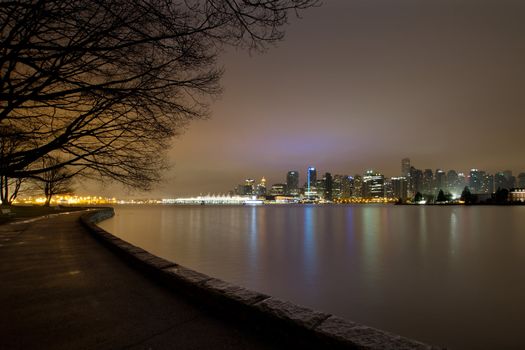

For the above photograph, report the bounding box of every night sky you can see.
[94,0,525,197]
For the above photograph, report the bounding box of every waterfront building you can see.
[353,175,363,197]
[509,188,525,202]
[341,176,354,198]
[332,175,345,199]
[286,171,300,196]
[409,167,423,196]
[305,167,317,198]
[401,158,411,177]
[323,172,333,201]
[457,173,467,193]
[391,177,408,201]
[446,170,459,194]
[384,178,394,198]
[494,170,516,190]
[363,170,385,198]
[422,169,433,194]
[483,174,494,194]
[270,183,287,196]
[256,177,267,196]
[518,173,525,188]
[469,169,487,194]
[315,179,326,199]
[434,169,446,193]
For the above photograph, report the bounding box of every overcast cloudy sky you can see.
[87,0,525,197]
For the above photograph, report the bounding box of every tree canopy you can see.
[0,0,319,190]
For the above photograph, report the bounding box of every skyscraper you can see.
[435,169,446,192]
[363,170,385,198]
[391,177,408,201]
[306,167,317,197]
[409,167,423,195]
[401,158,411,177]
[323,172,333,201]
[422,169,434,194]
[469,169,486,194]
[353,175,363,197]
[286,171,299,196]
[256,177,267,196]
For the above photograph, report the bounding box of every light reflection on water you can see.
[99,204,525,350]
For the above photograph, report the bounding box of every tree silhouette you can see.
[460,186,477,204]
[436,189,446,203]
[32,157,75,206]
[0,0,319,189]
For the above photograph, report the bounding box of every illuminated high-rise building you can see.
[518,173,525,188]
[286,171,299,196]
[434,169,446,192]
[270,183,287,196]
[391,177,408,201]
[341,176,354,198]
[497,170,516,189]
[256,177,267,196]
[353,175,363,197]
[409,167,423,195]
[401,158,411,177]
[244,178,255,195]
[332,175,345,199]
[306,166,317,197]
[323,172,333,201]
[363,170,385,198]
[469,169,486,194]
[422,169,433,194]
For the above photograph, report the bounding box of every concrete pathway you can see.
[0,212,284,349]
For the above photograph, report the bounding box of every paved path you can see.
[0,212,283,349]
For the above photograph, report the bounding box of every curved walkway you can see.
[0,211,283,349]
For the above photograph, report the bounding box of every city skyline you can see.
[226,157,525,202]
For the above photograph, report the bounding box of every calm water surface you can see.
[99,204,525,349]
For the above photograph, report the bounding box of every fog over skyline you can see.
[87,0,525,197]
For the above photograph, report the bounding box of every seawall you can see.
[81,208,444,350]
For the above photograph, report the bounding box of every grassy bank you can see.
[0,205,86,225]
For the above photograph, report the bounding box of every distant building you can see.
[256,177,267,196]
[363,170,385,198]
[384,178,394,198]
[518,173,525,188]
[353,175,363,197]
[434,169,446,193]
[422,169,433,194]
[341,175,354,198]
[332,175,346,199]
[234,178,257,196]
[391,177,408,201]
[323,172,333,200]
[409,167,423,195]
[286,171,300,196]
[305,167,317,198]
[509,188,525,202]
[402,158,411,177]
[495,171,516,190]
[270,183,287,196]
[469,169,486,194]
[446,170,460,194]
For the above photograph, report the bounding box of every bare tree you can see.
[32,157,75,206]
[0,0,319,190]
[0,125,28,204]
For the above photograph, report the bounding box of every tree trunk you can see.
[44,182,51,207]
